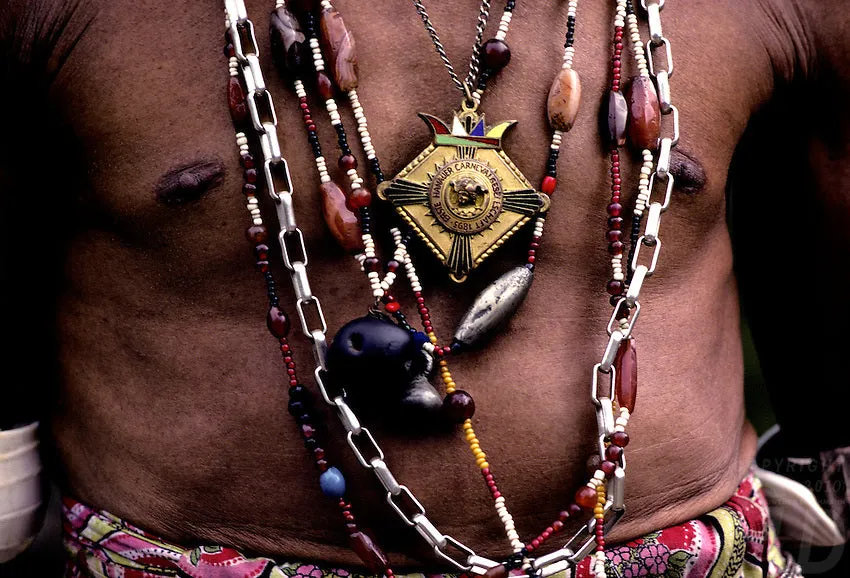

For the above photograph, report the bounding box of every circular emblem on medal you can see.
[428,159,504,234]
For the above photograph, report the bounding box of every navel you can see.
[155,160,225,206]
[669,148,706,195]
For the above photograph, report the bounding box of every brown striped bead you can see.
[270,7,308,79]
[614,337,637,413]
[316,72,336,101]
[547,68,582,132]
[320,181,363,252]
[627,75,661,150]
[227,76,248,127]
[604,90,628,147]
[319,5,358,91]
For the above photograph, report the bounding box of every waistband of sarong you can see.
[61,469,800,578]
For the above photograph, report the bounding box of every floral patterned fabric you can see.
[62,471,802,578]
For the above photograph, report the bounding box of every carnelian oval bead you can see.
[547,68,582,132]
[319,181,363,252]
[319,5,358,91]
[627,75,661,150]
[614,337,637,413]
[604,90,628,147]
[227,76,248,127]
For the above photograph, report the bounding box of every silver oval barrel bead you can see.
[453,266,534,349]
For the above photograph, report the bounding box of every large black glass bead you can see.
[327,316,417,390]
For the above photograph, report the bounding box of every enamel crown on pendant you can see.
[378,105,549,282]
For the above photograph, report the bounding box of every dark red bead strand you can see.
[338,499,392,575]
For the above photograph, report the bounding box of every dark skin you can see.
[2,0,849,571]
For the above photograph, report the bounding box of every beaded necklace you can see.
[222,0,680,576]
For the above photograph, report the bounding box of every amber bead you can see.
[547,68,582,132]
[442,390,476,423]
[227,76,248,127]
[320,181,363,252]
[481,39,511,70]
[482,565,508,578]
[603,90,628,147]
[575,486,598,509]
[267,306,291,338]
[612,431,630,447]
[246,224,268,243]
[317,72,336,101]
[320,5,359,91]
[339,154,357,171]
[270,7,308,79]
[348,531,388,574]
[614,338,637,413]
[627,75,661,150]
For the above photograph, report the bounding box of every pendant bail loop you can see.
[462,82,477,112]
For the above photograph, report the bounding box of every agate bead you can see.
[614,338,637,413]
[227,76,248,127]
[319,181,363,252]
[627,75,661,150]
[320,5,358,91]
[603,90,628,147]
[575,486,598,509]
[547,68,582,132]
[348,531,388,574]
[270,7,309,79]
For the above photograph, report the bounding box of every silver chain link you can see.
[224,0,679,574]
[412,0,492,98]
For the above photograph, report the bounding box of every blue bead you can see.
[319,467,346,498]
[412,331,429,347]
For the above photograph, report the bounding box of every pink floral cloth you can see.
[62,471,801,578]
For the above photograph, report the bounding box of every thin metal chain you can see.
[412,0,492,99]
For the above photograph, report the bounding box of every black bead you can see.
[481,39,511,71]
[289,385,310,400]
[304,437,319,450]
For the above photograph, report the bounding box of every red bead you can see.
[569,504,582,516]
[606,230,622,243]
[363,257,380,272]
[541,176,557,195]
[608,241,624,255]
[627,75,662,151]
[606,280,624,296]
[481,39,511,70]
[347,188,372,209]
[384,301,400,313]
[607,202,622,217]
[339,154,358,171]
[242,183,257,197]
[442,390,476,423]
[601,460,617,476]
[246,224,268,243]
[612,431,630,447]
[267,306,290,338]
[608,216,623,230]
[244,168,257,183]
[254,244,269,260]
[575,486,598,509]
[553,520,564,532]
[240,154,255,169]
[605,445,623,461]
[483,564,508,578]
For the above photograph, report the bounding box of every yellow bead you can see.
[466,434,476,442]
[429,334,438,344]
[480,461,490,469]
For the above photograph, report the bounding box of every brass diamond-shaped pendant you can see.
[378,104,550,283]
